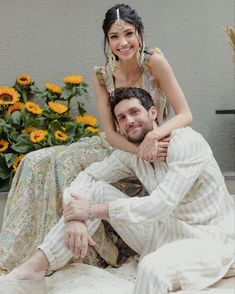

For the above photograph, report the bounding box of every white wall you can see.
[0,0,234,171]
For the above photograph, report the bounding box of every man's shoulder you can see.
[171,127,204,143]
[167,127,212,162]
[111,149,134,162]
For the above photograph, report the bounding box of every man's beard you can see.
[126,128,149,144]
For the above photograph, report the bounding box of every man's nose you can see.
[127,115,135,124]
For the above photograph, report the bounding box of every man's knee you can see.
[138,251,171,278]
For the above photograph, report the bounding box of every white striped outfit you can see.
[39,127,234,293]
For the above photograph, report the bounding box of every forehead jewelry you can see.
[114,8,125,30]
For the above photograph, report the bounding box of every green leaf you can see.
[49,120,62,132]
[30,83,42,94]
[11,111,21,125]
[61,87,73,100]
[11,140,33,153]
[0,156,11,179]
[0,177,11,192]
[77,102,86,115]
[4,153,17,168]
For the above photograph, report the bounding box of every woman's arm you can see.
[92,76,138,153]
[138,52,192,162]
[149,52,192,138]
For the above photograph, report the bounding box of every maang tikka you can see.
[114,8,125,30]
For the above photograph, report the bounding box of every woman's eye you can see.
[126,31,134,37]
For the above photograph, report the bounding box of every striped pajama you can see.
[39,182,149,270]
[39,127,234,293]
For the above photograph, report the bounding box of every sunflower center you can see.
[0,94,13,102]
[34,134,40,139]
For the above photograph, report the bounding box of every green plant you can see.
[0,74,99,192]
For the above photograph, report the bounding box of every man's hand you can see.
[64,195,90,222]
[64,221,95,259]
[138,133,169,162]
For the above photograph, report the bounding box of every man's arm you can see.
[75,129,213,224]
[63,149,134,204]
[108,129,212,223]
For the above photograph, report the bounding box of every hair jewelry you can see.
[114,8,125,30]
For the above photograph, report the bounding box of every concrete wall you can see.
[0,0,234,171]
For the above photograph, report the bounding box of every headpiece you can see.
[114,8,125,30]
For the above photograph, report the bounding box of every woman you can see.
[0,3,192,274]
[94,3,192,162]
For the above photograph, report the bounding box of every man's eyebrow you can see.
[116,113,124,119]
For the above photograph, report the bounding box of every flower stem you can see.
[22,91,28,103]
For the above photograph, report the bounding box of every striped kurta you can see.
[61,127,234,293]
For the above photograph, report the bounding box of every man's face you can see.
[114,98,156,144]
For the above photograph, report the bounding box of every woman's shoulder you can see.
[94,65,114,94]
[94,65,106,85]
[143,47,164,70]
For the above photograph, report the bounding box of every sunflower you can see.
[13,154,25,172]
[75,115,97,126]
[64,75,84,85]
[54,130,68,142]
[25,102,43,115]
[86,126,100,135]
[16,74,32,87]
[30,130,48,143]
[7,102,25,115]
[45,82,61,95]
[0,87,19,105]
[48,101,68,114]
[0,139,9,152]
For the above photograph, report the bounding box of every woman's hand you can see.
[138,134,169,162]
[63,195,90,222]
[64,221,95,259]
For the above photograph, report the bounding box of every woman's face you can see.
[107,21,140,62]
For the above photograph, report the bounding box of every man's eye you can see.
[131,110,138,115]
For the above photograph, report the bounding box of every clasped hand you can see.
[138,130,169,162]
[63,195,95,259]
[63,195,90,222]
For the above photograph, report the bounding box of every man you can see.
[2,87,234,294]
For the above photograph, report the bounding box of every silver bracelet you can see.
[87,205,93,220]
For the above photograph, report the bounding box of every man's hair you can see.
[110,87,155,120]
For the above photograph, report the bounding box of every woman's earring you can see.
[137,42,145,67]
[107,47,117,73]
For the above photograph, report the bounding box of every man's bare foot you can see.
[2,250,49,280]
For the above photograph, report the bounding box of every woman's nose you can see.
[120,37,128,46]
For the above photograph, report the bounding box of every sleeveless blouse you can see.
[95,48,168,125]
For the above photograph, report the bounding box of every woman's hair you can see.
[102,4,144,59]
